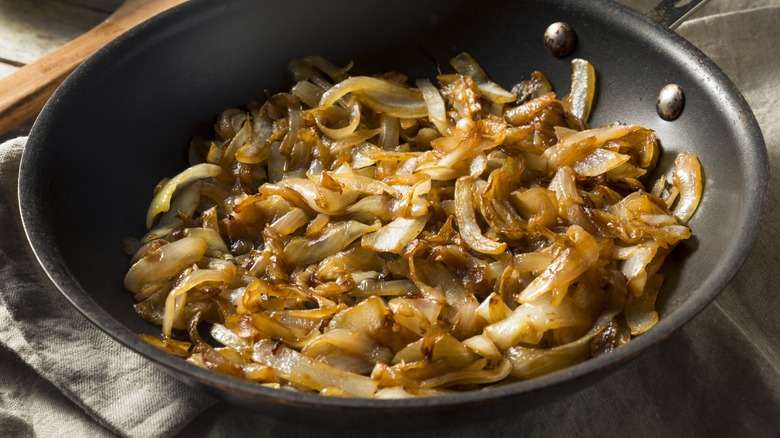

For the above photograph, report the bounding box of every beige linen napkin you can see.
[0,138,215,437]
[2,1,779,437]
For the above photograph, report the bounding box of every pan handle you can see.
[648,0,709,30]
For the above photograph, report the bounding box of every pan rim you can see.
[17,0,768,413]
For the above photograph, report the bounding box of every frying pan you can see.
[17,0,767,427]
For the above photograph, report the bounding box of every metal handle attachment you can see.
[648,0,709,30]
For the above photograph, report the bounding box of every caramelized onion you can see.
[128,52,702,397]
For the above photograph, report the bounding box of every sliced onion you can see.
[252,339,377,397]
[564,59,596,124]
[462,334,503,360]
[162,268,238,337]
[283,220,380,266]
[329,169,400,197]
[268,208,310,235]
[419,359,512,388]
[573,148,631,176]
[454,176,507,255]
[362,215,428,254]
[301,328,393,366]
[182,228,230,257]
[124,236,208,294]
[484,298,584,350]
[146,163,221,229]
[315,98,361,140]
[349,279,418,298]
[416,78,452,135]
[328,296,389,335]
[270,178,358,214]
[505,92,556,126]
[671,152,703,223]
[450,52,516,104]
[625,274,663,335]
[301,55,353,83]
[516,225,599,303]
[438,117,506,169]
[543,124,639,169]
[320,76,427,118]
[506,328,598,379]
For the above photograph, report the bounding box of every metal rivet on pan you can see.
[544,22,576,57]
[657,84,685,121]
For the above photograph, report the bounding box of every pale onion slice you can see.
[348,279,418,298]
[141,181,202,243]
[543,124,639,169]
[250,313,320,348]
[291,80,324,108]
[315,98,361,140]
[329,169,401,197]
[462,334,503,360]
[513,252,554,273]
[146,163,221,229]
[283,220,380,266]
[410,258,470,307]
[301,328,393,366]
[671,152,703,223]
[572,148,631,177]
[319,76,427,118]
[328,128,381,155]
[124,236,208,293]
[328,296,389,334]
[625,274,663,335]
[614,241,660,297]
[268,208,310,236]
[270,178,358,214]
[564,58,596,124]
[425,332,479,368]
[252,339,378,397]
[361,215,428,254]
[388,297,443,336]
[416,78,452,135]
[210,323,247,349]
[375,114,399,149]
[454,176,507,255]
[475,292,513,325]
[484,298,584,350]
[506,328,599,379]
[548,166,584,205]
[301,55,353,83]
[182,228,230,257]
[418,359,512,388]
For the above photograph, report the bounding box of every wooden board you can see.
[0,0,113,67]
[0,0,118,141]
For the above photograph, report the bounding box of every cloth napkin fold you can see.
[2,1,780,437]
[0,138,215,438]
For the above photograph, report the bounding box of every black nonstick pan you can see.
[18,0,768,427]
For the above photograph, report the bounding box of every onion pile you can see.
[124,53,702,397]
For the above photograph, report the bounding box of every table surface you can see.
[0,0,122,141]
